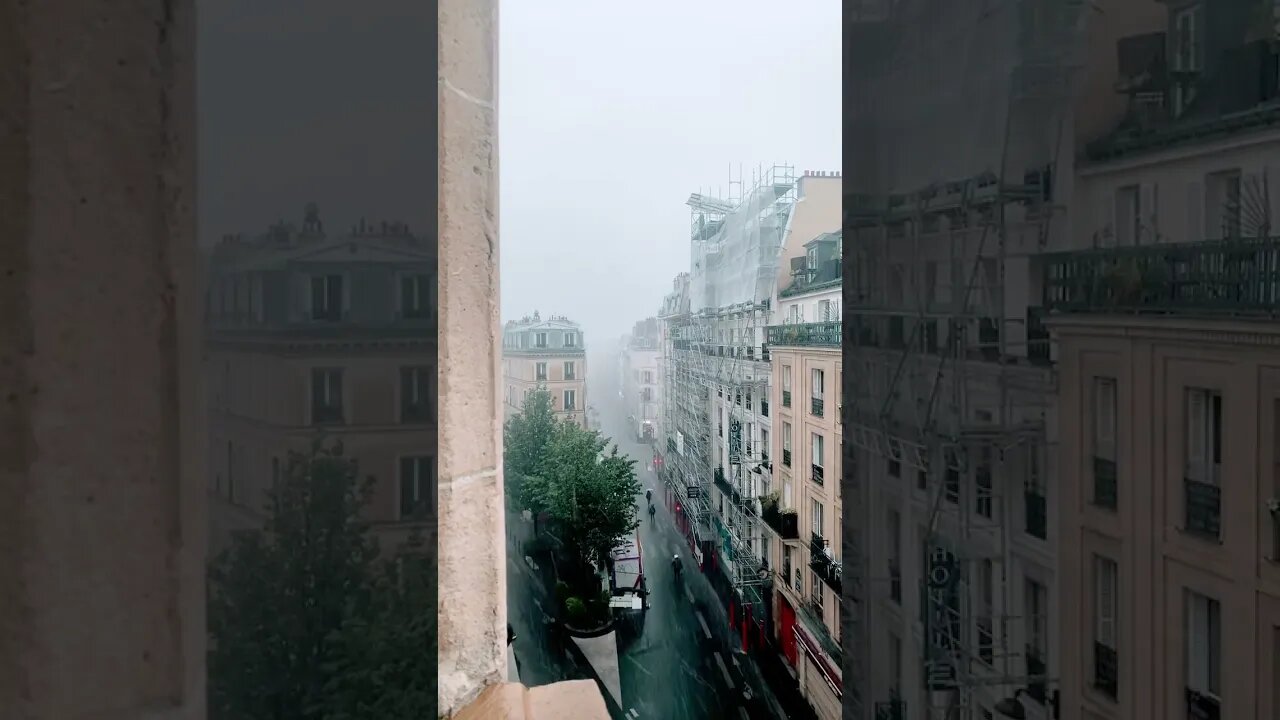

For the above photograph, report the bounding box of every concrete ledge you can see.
[452,681,610,720]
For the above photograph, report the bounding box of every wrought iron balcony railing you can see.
[782,390,792,407]
[809,532,841,594]
[762,505,799,540]
[766,321,842,347]
[1043,238,1280,316]
[812,463,825,485]
[1184,478,1222,540]
[812,397,825,417]
[1026,644,1047,702]
[1093,641,1118,699]
[1093,456,1118,510]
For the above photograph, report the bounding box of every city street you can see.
[505,361,803,720]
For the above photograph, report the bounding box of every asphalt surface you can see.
[505,367,797,719]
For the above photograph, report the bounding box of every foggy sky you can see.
[499,1,842,346]
[198,0,436,243]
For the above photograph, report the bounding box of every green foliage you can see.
[534,424,642,575]
[564,596,586,623]
[503,386,558,512]
[504,388,642,586]
[207,441,436,720]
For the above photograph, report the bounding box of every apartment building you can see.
[1047,4,1280,719]
[840,1,1175,717]
[502,312,587,426]
[205,206,438,556]
[765,229,844,720]
[622,317,661,442]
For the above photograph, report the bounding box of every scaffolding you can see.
[660,164,797,635]
[847,2,1084,719]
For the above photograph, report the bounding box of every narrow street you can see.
[504,363,802,718]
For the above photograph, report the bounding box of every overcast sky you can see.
[499,1,842,346]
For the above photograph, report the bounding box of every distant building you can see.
[205,204,437,556]
[502,313,587,427]
[622,318,661,442]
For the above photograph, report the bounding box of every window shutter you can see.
[1187,180,1205,243]
[1186,390,1207,481]
[1096,557,1116,647]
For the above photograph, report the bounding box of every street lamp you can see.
[994,689,1060,719]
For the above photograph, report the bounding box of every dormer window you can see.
[535,332,548,348]
[565,332,577,348]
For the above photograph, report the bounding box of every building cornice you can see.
[1046,314,1280,348]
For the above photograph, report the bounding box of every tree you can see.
[503,386,559,512]
[534,423,642,582]
[207,440,436,720]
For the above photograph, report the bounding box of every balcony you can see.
[766,321,842,348]
[1184,478,1221,540]
[1186,688,1220,720]
[762,502,799,540]
[809,532,841,594]
[312,404,345,425]
[783,449,792,467]
[782,390,792,407]
[713,466,742,505]
[811,397,825,417]
[1043,238,1280,316]
[1025,489,1047,539]
[1093,641,1118,699]
[812,463,825,486]
[1093,456,1118,510]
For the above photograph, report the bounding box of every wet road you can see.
[505,365,792,719]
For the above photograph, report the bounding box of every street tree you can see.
[207,440,436,720]
[534,422,642,586]
[503,385,558,513]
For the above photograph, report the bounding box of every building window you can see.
[1184,387,1222,540]
[1185,590,1221,717]
[811,432,825,485]
[887,508,902,603]
[1173,5,1201,116]
[1207,169,1242,240]
[400,366,433,423]
[811,368,825,417]
[564,331,576,347]
[1093,555,1119,700]
[536,362,548,381]
[1093,377,1118,510]
[400,273,432,319]
[563,389,577,411]
[783,422,792,467]
[889,631,902,697]
[1025,578,1048,702]
[810,571,823,615]
[975,446,994,519]
[310,274,344,321]
[564,361,576,380]
[271,456,280,491]
[311,368,345,424]
[1025,443,1047,539]
[399,456,434,520]
[1115,185,1140,246]
[535,332,548,348]
[811,498,824,539]
[944,449,960,503]
[976,558,994,665]
[760,428,770,463]
[782,365,792,407]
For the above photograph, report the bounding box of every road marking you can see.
[696,611,712,640]
[533,597,543,612]
[684,585,696,605]
[524,555,539,571]
[629,709,640,718]
[714,652,735,689]
[737,707,750,720]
